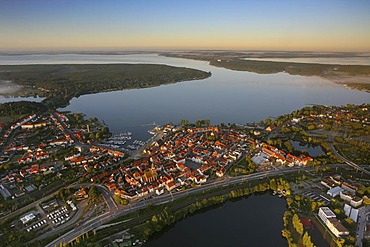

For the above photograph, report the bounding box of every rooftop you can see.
[319,207,336,218]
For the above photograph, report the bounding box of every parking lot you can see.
[47,206,70,226]
[301,191,330,205]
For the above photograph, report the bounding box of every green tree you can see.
[88,186,101,204]
[180,119,190,126]
[303,231,315,247]
[269,178,277,191]
[311,201,318,212]
[292,214,304,236]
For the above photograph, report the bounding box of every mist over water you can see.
[0,54,369,140]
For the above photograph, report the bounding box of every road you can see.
[45,166,314,247]
[51,112,79,144]
[0,183,71,223]
[74,183,119,213]
[330,143,370,176]
[0,182,114,223]
[356,205,370,247]
[26,183,117,245]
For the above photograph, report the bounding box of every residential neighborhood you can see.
[0,103,368,247]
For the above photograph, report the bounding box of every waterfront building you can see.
[318,207,349,238]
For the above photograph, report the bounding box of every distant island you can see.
[0,64,211,107]
[161,51,370,92]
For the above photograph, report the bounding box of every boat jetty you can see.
[99,131,132,149]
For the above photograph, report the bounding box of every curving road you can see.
[330,143,370,176]
[45,166,314,247]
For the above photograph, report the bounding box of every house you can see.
[341,182,359,194]
[330,175,342,186]
[321,178,335,189]
[166,181,176,191]
[153,139,164,147]
[156,187,164,195]
[21,123,34,129]
[195,175,207,184]
[105,183,117,191]
[216,168,224,178]
[75,188,88,200]
[176,162,186,171]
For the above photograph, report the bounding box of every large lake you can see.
[0,54,369,141]
[0,54,357,246]
[146,194,288,247]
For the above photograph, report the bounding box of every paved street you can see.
[45,166,313,247]
[356,205,370,247]
[330,143,370,176]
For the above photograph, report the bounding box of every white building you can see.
[20,213,36,224]
[327,218,350,237]
[318,207,349,238]
[340,191,363,208]
[351,198,363,208]
[327,186,344,197]
[318,207,336,224]
[349,207,359,222]
[344,204,360,222]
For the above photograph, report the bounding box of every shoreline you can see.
[161,53,370,93]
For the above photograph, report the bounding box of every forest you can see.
[210,59,370,77]
[0,101,47,116]
[0,64,211,107]
[162,52,370,92]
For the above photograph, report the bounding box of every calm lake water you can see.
[290,141,324,157]
[0,54,369,141]
[146,194,288,247]
[0,54,353,246]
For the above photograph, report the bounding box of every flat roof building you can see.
[318,207,336,224]
[318,207,349,238]
[327,186,344,197]
[20,213,36,224]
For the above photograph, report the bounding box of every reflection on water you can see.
[291,141,324,157]
[57,55,369,137]
[145,194,287,247]
[0,54,369,140]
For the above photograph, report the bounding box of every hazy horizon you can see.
[1,0,370,52]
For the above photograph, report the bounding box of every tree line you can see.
[0,64,211,108]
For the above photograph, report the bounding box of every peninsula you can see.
[0,64,211,107]
[161,51,370,92]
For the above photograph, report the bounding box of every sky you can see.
[1,0,370,52]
